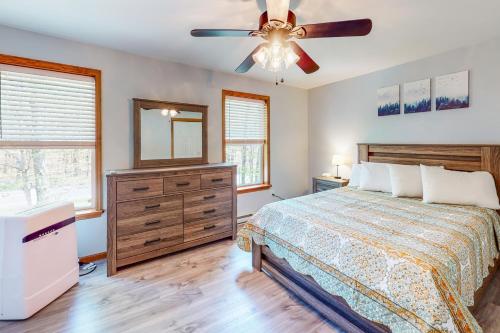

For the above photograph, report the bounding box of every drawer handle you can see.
[144,238,161,246]
[203,209,216,214]
[211,178,223,182]
[204,224,216,230]
[203,195,216,200]
[133,186,150,192]
[145,220,161,226]
[176,182,190,187]
[145,204,161,210]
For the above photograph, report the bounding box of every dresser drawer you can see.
[315,180,343,192]
[117,178,163,201]
[184,198,232,223]
[200,172,232,189]
[316,183,339,192]
[116,195,183,237]
[117,225,183,259]
[184,188,232,209]
[184,215,232,243]
[164,174,201,194]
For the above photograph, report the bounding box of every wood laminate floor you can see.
[1,240,499,333]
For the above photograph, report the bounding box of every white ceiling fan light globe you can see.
[161,109,169,116]
[253,46,270,68]
[269,58,282,72]
[270,41,282,57]
[169,109,178,117]
[284,46,299,68]
[266,0,290,26]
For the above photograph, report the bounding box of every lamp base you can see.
[334,165,341,179]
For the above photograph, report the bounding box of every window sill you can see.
[76,209,105,221]
[237,184,272,194]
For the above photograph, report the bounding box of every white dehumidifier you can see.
[0,202,79,320]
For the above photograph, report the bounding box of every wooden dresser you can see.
[106,163,237,276]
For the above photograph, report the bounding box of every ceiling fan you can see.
[191,0,372,75]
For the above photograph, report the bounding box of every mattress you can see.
[237,187,500,333]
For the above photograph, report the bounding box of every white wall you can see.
[308,37,500,180]
[0,25,309,257]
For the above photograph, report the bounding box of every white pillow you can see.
[359,162,392,193]
[389,164,423,198]
[421,165,500,209]
[348,164,361,187]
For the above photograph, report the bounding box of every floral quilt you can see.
[237,187,500,333]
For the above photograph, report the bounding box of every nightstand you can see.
[312,176,349,193]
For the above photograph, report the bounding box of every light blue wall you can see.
[308,37,500,180]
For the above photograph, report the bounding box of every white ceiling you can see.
[0,0,499,89]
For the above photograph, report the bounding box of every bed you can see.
[237,144,500,333]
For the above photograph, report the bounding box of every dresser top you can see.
[106,163,236,177]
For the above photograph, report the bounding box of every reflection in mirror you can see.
[140,108,203,161]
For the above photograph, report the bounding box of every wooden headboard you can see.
[358,144,500,199]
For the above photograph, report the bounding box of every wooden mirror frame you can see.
[133,98,208,168]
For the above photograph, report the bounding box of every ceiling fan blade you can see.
[266,0,290,24]
[297,19,372,39]
[235,44,266,73]
[191,29,256,37]
[288,41,319,74]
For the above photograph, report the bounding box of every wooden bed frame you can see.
[252,144,500,332]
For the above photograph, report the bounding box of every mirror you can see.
[140,109,203,160]
[134,99,207,168]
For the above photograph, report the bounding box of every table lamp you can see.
[331,154,345,179]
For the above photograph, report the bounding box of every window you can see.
[222,90,270,193]
[0,54,102,219]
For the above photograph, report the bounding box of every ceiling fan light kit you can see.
[252,41,299,72]
[191,0,372,77]
[160,109,179,117]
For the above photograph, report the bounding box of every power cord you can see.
[272,193,286,201]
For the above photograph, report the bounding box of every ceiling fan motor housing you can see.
[259,10,296,32]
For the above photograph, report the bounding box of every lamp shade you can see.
[331,154,346,166]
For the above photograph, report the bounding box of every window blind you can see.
[0,70,96,142]
[225,96,267,142]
